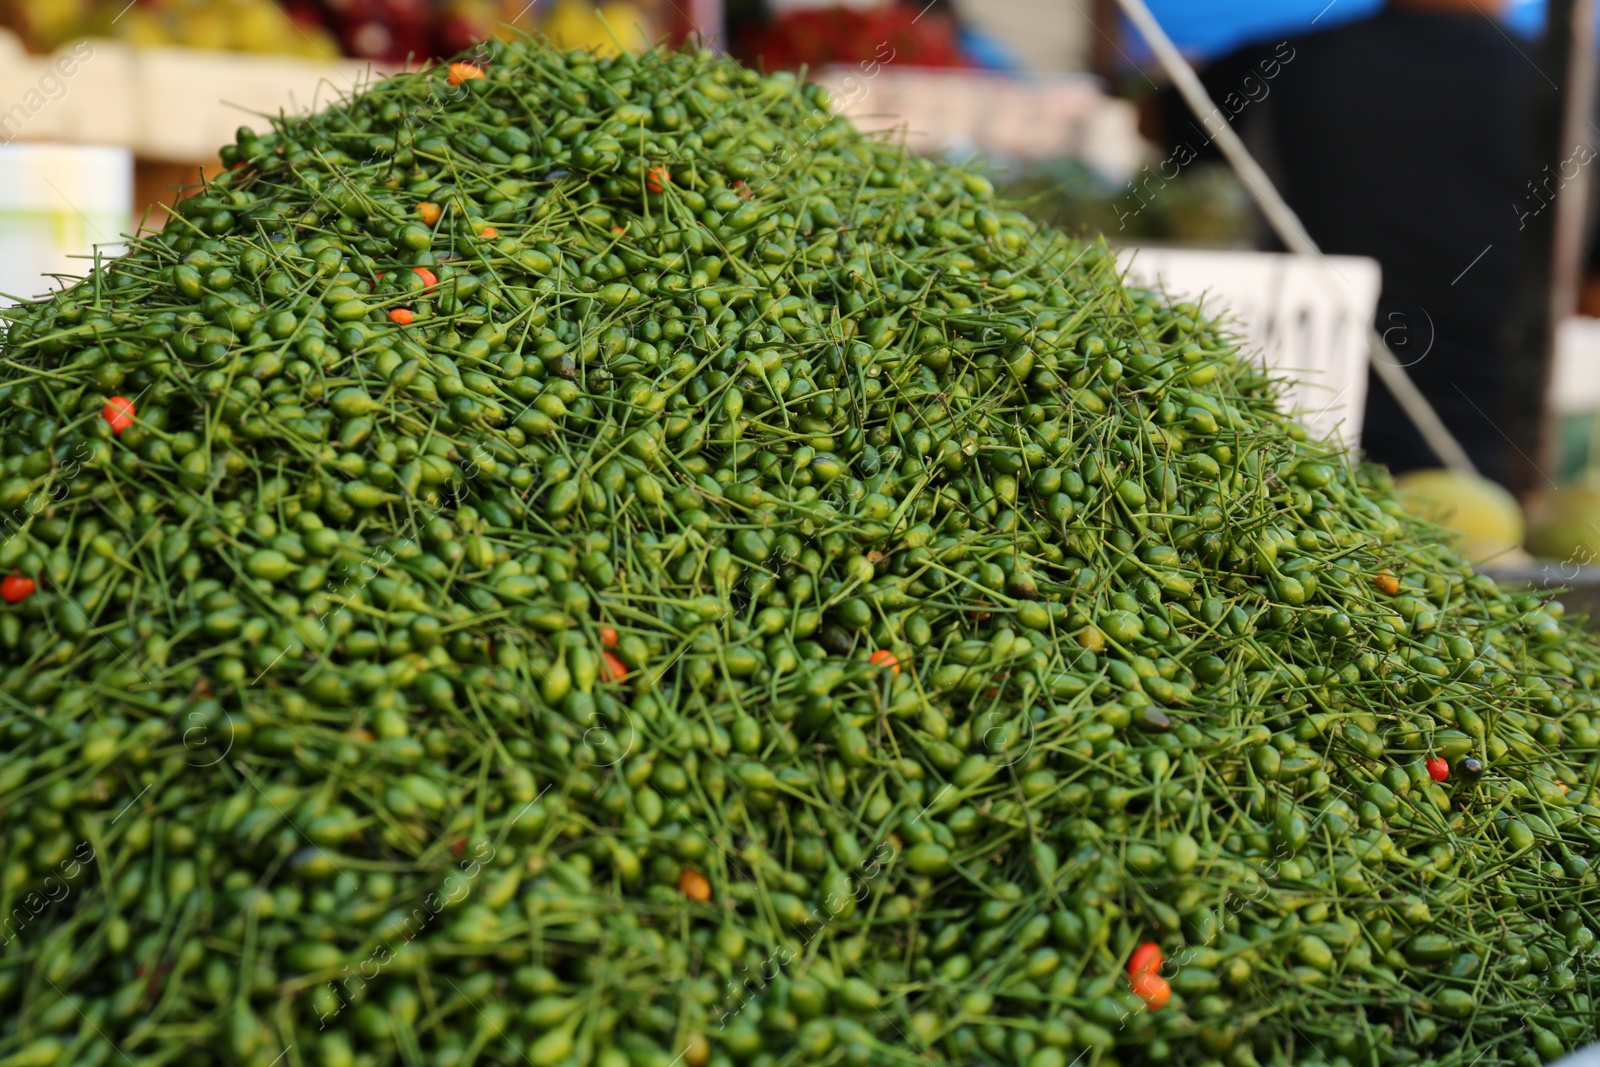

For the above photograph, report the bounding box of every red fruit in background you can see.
[433,0,502,59]
[735,4,971,72]
[292,0,432,62]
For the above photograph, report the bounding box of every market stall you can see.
[0,4,1596,1066]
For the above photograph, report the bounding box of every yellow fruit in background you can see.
[10,0,92,50]
[599,2,653,49]
[1394,468,1527,563]
[180,8,231,50]
[1527,483,1600,565]
[117,8,175,48]
[288,24,342,61]
[541,0,650,55]
[230,0,299,54]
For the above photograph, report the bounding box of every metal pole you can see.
[1113,0,1479,476]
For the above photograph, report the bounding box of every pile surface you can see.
[1,35,1598,1067]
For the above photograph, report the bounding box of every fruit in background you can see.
[1394,468,1527,563]
[86,0,344,58]
[0,0,94,51]
[1527,482,1600,564]
[289,0,430,62]
[541,0,651,55]
[432,0,503,58]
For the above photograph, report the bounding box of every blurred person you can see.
[1154,0,1539,484]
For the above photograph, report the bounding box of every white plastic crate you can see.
[0,30,382,163]
[1550,316,1600,416]
[812,66,1145,181]
[0,143,130,304]
[1116,248,1381,448]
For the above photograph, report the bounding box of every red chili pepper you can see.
[601,650,629,683]
[868,649,900,674]
[1128,941,1163,979]
[600,627,619,649]
[389,308,414,326]
[103,396,135,435]
[1426,756,1449,782]
[412,266,438,289]
[646,164,671,193]
[1,572,35,604]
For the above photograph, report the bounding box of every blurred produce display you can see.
[0,0,661,60]
[1002,160,1256,248]
[526,0,651,55]
[0,0,342,56]
[734,2,971,71]
[281,0,430,61]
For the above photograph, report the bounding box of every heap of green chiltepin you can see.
[0,32,1596,1067]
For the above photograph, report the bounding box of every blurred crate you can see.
[1550,316,1600,416]
[0,143,130,303]
[0,30,384,162]
[1117,248,1382,447]
[812,66,1145,180]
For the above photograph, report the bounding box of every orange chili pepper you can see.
[868,649,900,674]
[1131,970,1171,1009]
[417,202,442,226]
[600,627,619,648]
[448,62,484,86]
[389,308,414,325]
[646,164,671,193]
[1374,569,1400,595]
[412,266,438,289]
[601,650,629,683]
[677,869,711,902]
[480,225,498,238]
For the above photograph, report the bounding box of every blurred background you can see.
[4,0,1600,580]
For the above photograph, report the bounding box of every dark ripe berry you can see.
[1455,757,1485,782]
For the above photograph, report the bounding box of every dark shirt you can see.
[1164,10,1538,482]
